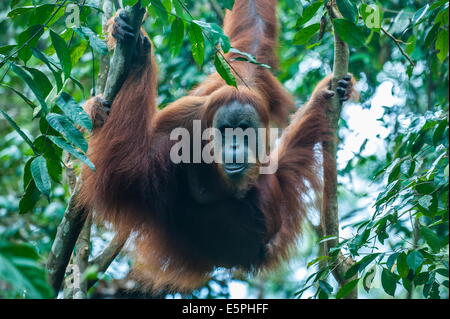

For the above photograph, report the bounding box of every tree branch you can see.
[321,0,357,299]
[47,0,146,297]
[87,233,127,290]
[96,0,114,94]
[72,214,92,299]
[103,2,146,102]
[46,181,87,294]
[381,27,415,67]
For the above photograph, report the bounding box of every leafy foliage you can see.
[0,0,448,299]
[0,242,53,298]
[292,0,448,299]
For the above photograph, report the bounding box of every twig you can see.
[381,27,415,67]
[87,233,127,290]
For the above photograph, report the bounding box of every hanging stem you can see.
[320,0,357,299]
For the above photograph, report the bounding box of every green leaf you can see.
[73,27,108,55]
[0,44,16,55]
[375,218,389,244]
[332,19,367,48]
[435,3,449,26]
[400,159,415,176]
[436,268,449,278]
[7,5,34,18]
[406,250,424,271]
[386,252,399,271]
[24,67,52,99]
[50,30,72,78]
[189,22,205,65]
[416,181,435,195]
[349,228,370,255]
[23,158,33,192]
[412,4,430,25]
[402,277,413,292]
[194,20,230,53]
[397,252,409,278]
[381,268,397,296]
[405,35,416,55]
[19,181,41,214]
[429,282,441,299]
[411,132,425,155]
[16,25,44,63]
[10,63,48,113]
[420,226,441,252]
[296,2,323,27]
[33,135,63,183]
[32,49,63,92]
[362,267,376,292]
[336,279,359,299]
[122,0,139,6]
[10,0,21,8]
[336,0,358,23]
[319,280,333,295]
[168,18,185,57]
[307,255,329,268]
[229,48,271,68]
[7,4,55,25]
[293,23,321,45]
[358,253,381,270]
[148,0,169,25]
[318,235,338,244]
[345,262,360,280]
[388,160,401,183]
[0,242,39,260]
[214,53,237,87]
[345,253,380,279]
[423,273,436,298]
[56,92,93,131]
[432,119,448,145]
[0,109,37,152]
[48,136,95,171]
[414,272,430,286]
[30,156,51,197]
[0,84,37,109]
[70,40,89,66]
[436,29,449,62]
[418,194,433,209]
[0,242,54,298]
[45,113,88,152]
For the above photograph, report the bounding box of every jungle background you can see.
[0,0,448,299]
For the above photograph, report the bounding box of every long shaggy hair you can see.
[78,0,338,292]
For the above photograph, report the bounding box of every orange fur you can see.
[78,0,353,293]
